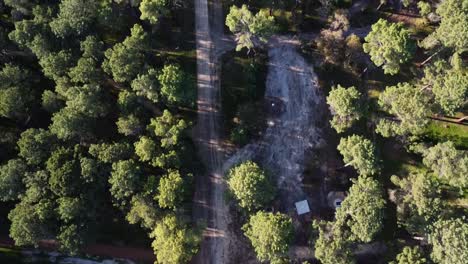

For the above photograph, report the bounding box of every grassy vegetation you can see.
[423,120,468,149]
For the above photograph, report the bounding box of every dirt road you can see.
[192,0,233,263]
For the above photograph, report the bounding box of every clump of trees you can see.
[243,211,293,264]
[225,4,277,51]
[227,161,275,212]
[226,160,294,263]
[326,85,364,133]
[0,0,200,261]
[337,135,380,176]
[363,19,415,75]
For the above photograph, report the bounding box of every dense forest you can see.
[0,0,200,262]
[0,0,466,264]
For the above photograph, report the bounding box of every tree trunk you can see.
[419,48,442,67]
[456,116,468,123]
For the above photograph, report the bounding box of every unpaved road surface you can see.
[192,0,233,263]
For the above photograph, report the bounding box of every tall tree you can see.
[335,176,385,243]
[156,169,185,209]
[363,19,415,75]
[158,64,194,106]
[376,83,431,137]
[430,0,468,51]
[46,147,81,196]
[429,218,468,264]
[88,142,133,163]
[0,64,35,120]
[225,5,276,51]
[8,200,51,246]
[18,128,57,166]
[422,141,468,189]
[337,135,380,176]
[109,159,142,205]
[0,159,27,201]
[139,0,168,24]
[49,0,99,37]
[422,60,468,115]
[132,68,159,103]
[326,85,364,133]
[150,214,201,264]
[126,194,159,230]
[64,84,110,118]
[243,211,293,264]
[102,24,148,83]
[391,173,444,234]
[148,110,188,148]
[49,107,94,141]
[390,246,427,264]
[227,161,275,212]
[313,221,355,264]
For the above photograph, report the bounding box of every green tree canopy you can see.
[158,64,194,106]
[150,214,201,264]
[80,35,104,60]
[50,0,99,37]
[0,64,35,119]
[134,136,157,163]
[0,159,27,201]
[391,173,444,234]
[376,82,431,137]
[117,114,144,136]
[8,200,50,246]
[102,24,148,82]
[89,142,133,163]
[132,68,159,103]
[363,19,415,75]
[18,128,57,166]
[139,0,168,24]
[429,218,468,264]
[57,196,83,223]
[126,194,159,230]
[69,36,104,84]
[417,2,431,17]
[64,84,110,118]
[313,221,355,264]
[227,161,275,212]
[46,147,81,196]
[57,224,86,255]
[109,159,142,204]
[335,176,385,242]
[243,211,293,264]
[390,246,427,264]
[148,110,188,148]
[431,0,468,51]
[156,169,185,209]
[337,135,380,176]
[39,50,74,81]
[225,5,276,51]
[422,61,468,115]
[41,90,64,113]
[422,141,468,189]
[69,57,102,84]
[49,107,93,141]
[326,85,364,133]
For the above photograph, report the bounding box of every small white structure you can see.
[295,200,310,215]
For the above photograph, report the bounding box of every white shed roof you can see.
[295,200,310,215]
